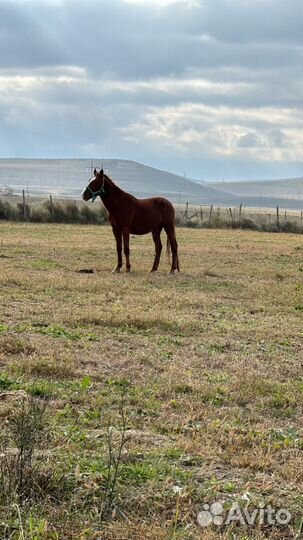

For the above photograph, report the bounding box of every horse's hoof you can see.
[169,269,179,276]
[111,267,121,274]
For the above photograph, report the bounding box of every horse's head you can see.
[82,169,106,202]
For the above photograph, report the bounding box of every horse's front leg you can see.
[112,227,123,273]
[122,230,131,272]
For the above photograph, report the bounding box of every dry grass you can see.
[0,222,302,539]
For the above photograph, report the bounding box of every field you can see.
[0,223,302,540]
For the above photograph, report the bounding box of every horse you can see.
[82,169,179,274]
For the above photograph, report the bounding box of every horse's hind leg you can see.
[165,226,179,274]
[150,227,162,272]
[122,230,131,272]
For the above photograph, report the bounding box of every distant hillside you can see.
[0,158,303,210]
[211,177,303,202]
[0,158,233,205]
[206,177,303,210]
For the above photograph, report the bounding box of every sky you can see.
[0,0,302,181]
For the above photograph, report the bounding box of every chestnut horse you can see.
[82,169,179,274]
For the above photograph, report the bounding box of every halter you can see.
[86,174,106,202]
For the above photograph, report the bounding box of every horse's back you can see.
[140,196,174,219]
[128,196,175,234]
[140,196,174,213]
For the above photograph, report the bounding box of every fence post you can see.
[229,207,233,225]
[49,195,54,219]
[239,202,243,221]
[22,189,27,221]
[184,201,188,219]
[200,206,203,221]
[276,206,280,228]
[209,205,213,225]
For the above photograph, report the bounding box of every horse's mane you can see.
[104,172,137,201]
[104,172,114,184]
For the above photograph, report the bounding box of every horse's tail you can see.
[166,235,171,264]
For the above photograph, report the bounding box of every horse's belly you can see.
[130,223,154,235]
[129,211,161,235]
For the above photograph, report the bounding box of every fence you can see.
[175,202,303,233]
[0,193,107,225]
[1,194,303,233]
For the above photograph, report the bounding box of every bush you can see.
[80,204,107,225]
[0,197,108,225]
[240,218,260,230]
[0,196,302,234]
[65,202,81,223]
[279,220,300,233]
[183,219,200,228]
[0,199,18,220]
[0,396,49,505]
[31,205,51,222]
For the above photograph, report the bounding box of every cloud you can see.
[0,0,302,180]
[123,0,198,5]
[267,129,288,148]
[237,133,263,148]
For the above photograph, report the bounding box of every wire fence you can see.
[175,202,303,233]
[1,193,303,233]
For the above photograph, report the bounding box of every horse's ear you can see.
[100,168,104,177]
[94,168,97,176]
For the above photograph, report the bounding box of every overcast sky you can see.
[0,0,302,181]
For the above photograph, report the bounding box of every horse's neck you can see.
[101,177,135,213]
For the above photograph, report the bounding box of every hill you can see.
[0,158,303,210]
[0,158,231,205]
[211,177,303,205]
